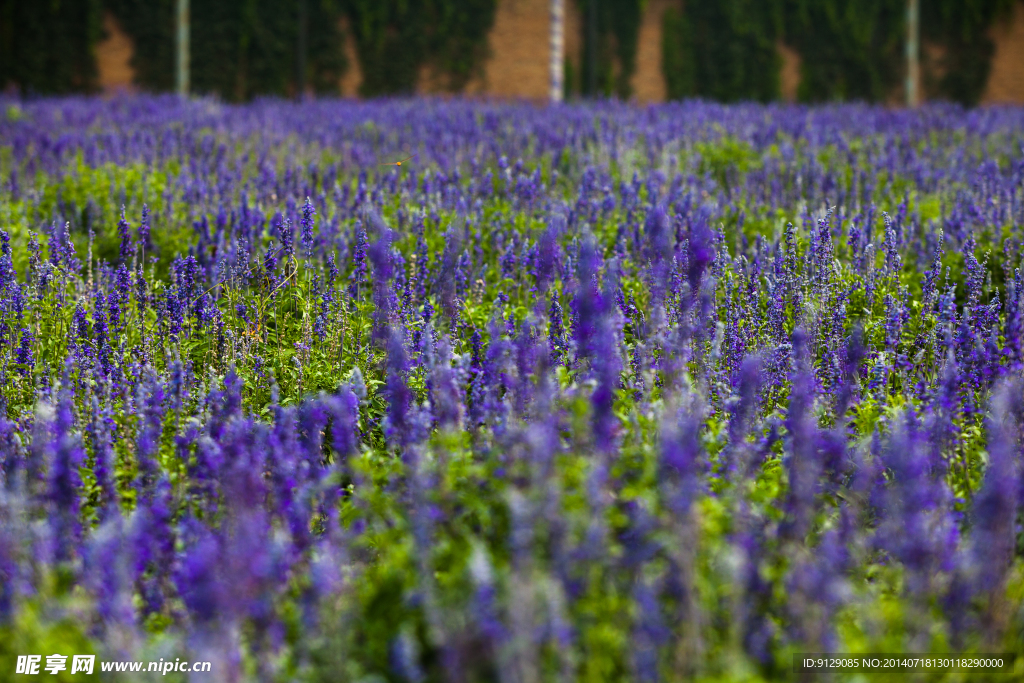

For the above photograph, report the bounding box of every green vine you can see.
[343,0,497,96]
[0,0,1015,106]
[106,0,346,100]
[104,0,174,93]
[662,0,1015,105]
[662,0,780,102]
[103,0,496,98]
[0,0,103,95]
[574,0,643,99]
[781,0,905,102]
[922,0,1015,105]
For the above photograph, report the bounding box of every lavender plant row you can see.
[0,96,1023,681]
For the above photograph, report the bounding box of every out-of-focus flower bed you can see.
[0,96,1023,681]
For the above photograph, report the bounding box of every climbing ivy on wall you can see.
[106,0,346,100]
[783,0,1012,104]
[781,0,905,102]
[0,0,1014,105]
[575,0,643,99]
[922,0,1015,105]
[662,0,1015,105]
[343,0,497,96]
[104,0,496,98]
[104,0,174,93]
[662,0,780,102]
[0,0,103,94]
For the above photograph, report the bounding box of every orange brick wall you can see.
[467,0,551,99]
[95,13,136,94]
[631,0,670,103]
[983,1,1024,104]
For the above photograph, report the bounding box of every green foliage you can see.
[693,136,760,192]
[781,0,905,102]
[0,0,103,94]
[661,6,693,101]
[576,0,643,99]
[343,0,497,96]
[106,0,347,99]
[0,590,96,683]
[662,0,1014,105]
[784,0,1016,105]
[921,0,1016,105]
[107,0,497,98]
[0,0,1015,106]
[662,0,781,102]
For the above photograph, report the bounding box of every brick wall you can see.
[95,0,1024,105]
[95,13,135,94]
[464,0,551,99]
[983,1,1024,104]
[631,0,670,103]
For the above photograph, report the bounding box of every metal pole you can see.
[550,0,564,103]
[298,0,308,99]
[588,0,598,95]
[906,0,919,107]
[176,0,189,97]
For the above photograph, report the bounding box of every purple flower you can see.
[277,217,294,258]
[548,295,567,365]
[686,212,715,303]
[969,381,1020,598]
[84,514,136,631]
[88,397,117,519]
[138,204,151,251]
[0,514,17,624]
[49,221,78,272]
[660,400,705,519]
[93,289,111,373]
[117,206,133,262]
[367,228,394,344]
[428,338,464,430]
[349,221,368,299]
[133,477,175,617]
[735,517,778,666]
[133,373,166,497]
[383,330,413,448]
[631,578,669,683]
[176,521,222,625]
[327,386,360,469]
[14,328,33,375]
[876,410,956,597]
[781,330,822,543]
[0,418,21,490]
[468,544,505,645]
[47,392,84,564]
[264,246,279,278]
[0,230,16,292]
[300,196,316,255]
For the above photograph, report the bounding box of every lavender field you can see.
[1,96,1023,681]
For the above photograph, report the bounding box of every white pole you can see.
[177,0,190,97]
[906,0,919,107]
[550,0,564,103]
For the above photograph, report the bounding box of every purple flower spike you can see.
[117,206,133,263]
[43,377,84,565]
[300,196,316,256]
[970,381,1021,599]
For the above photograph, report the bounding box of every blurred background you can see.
[0,0,1021,105]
